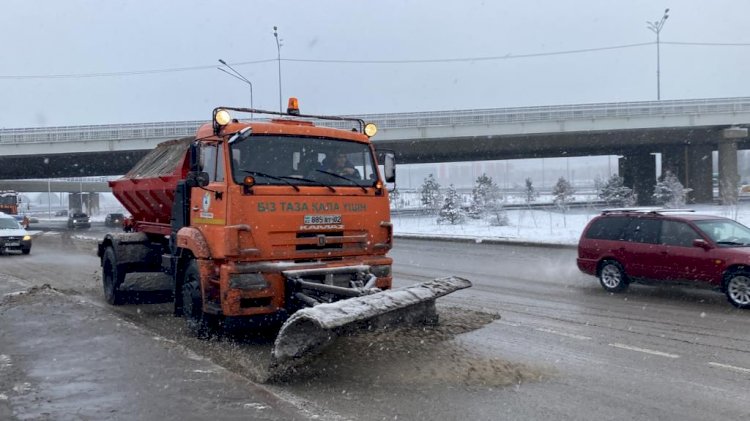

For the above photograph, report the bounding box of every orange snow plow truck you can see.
[97,100,470,361]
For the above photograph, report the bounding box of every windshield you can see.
[694,219,750,246]
[229,135,378,188]
[0,218,21,229]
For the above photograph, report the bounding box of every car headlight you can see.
[22,235,31,241]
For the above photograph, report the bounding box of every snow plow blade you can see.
[271,276,471,362]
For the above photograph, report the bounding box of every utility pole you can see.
[273,26,283,112]
[647,8,670,100]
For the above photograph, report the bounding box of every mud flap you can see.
[271,276,471,362]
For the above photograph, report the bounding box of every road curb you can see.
[394,233,577,249]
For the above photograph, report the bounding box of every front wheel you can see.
[598,260,629,293]
[724,271,750,309]
[181,260,216,337]
[102,247,125,305]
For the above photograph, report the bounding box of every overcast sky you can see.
[2,0,750,128]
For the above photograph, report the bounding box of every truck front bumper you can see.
[214,257,393,317]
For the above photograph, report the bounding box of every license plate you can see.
[5,242,19,247]
[304,215,342,225]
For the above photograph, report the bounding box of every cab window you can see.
[200,143,225,182]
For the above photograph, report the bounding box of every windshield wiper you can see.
[242,170,299,192]
[280,175,336,192]
[314,169,368,193]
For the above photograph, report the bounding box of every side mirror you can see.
[185,171,210,188]
[693,239,711,250]
[383,152,396,183]
[189,143,202,172]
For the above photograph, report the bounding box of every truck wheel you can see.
[182,260,213,337]
[724,270,750,309]
[102,247,125,305]
[598,260,629,293]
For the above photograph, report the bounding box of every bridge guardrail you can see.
[3,97,750,144]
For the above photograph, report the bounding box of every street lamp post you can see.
[647,8,670,100]
[273,26,283,112]
[217,59,254,114]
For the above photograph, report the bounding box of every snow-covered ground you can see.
[392,204,750,246]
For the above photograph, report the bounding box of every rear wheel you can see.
[102,247,125,305]
[724,270,750,309]
[598,260,629,293]
[181,260,215,337]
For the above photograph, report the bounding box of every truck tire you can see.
[181,260,214,337]
[102,247,126,305]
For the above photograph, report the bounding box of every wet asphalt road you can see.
[1,234,750,420]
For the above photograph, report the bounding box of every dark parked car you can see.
[578,209,750,309]
[67,212,91,229]
[104,213,125,227]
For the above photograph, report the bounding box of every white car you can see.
[0,212,32,255]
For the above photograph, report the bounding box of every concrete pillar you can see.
[718,127,747,205]
[619,151,657,205]
[661,147,687,183]
[686,144,714,203]
[662,145,713,204]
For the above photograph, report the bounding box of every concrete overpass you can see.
[0,179,110,193]
[2,97,750,203]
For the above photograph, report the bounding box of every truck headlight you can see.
[230,273,269,290]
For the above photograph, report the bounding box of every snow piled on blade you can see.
[271,277,471,362]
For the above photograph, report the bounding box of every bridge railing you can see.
[3,97,750,144]
[0,121,204,144]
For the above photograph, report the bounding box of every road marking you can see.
[535,327,592,340]
[708,362,750,374]
[608,343,679,358]
[497,320,521,327]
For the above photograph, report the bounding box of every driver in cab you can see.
[327,153,361,179]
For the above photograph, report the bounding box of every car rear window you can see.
[623,218,661,244]
[585,216,630,240]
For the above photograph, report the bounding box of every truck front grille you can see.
[296,231,344,252]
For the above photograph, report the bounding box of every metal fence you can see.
[3,97,750,144]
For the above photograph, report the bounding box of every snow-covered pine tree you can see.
[552,176,575,210]
[524,177,538,204]
[468,173,501,218]
[598,174,635,206]
[653,170,691,208]
[437,184,464,225]
[419,174,442,214]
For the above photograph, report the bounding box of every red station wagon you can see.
[577,209,750,309]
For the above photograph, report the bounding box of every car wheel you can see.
[102,247,125,305]
[724,271,750,309]
[21,248,30,255]
[599,260,629,293]
[181,260,215,337]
